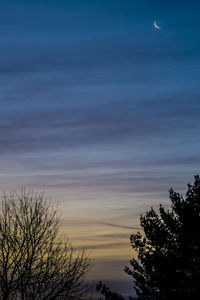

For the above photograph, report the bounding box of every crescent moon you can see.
[154,21,161,30]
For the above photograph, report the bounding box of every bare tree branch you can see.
[0,190,91,300]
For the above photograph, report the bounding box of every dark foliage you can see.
[125,175,200,300]
[96,281,125,300]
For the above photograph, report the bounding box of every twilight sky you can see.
[1,0,200,296]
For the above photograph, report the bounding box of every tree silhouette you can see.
[125,175,200,300]
[0,191,91,300]
[96,281,125,300]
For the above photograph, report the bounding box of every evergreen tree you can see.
[96,281,125,300]
[125,175,200,300]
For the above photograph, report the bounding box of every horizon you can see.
[1,0,200,297]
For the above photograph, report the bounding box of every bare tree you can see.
[0,190,91,300]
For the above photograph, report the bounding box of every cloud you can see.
[96,221,140,230]
[77,242,128,251]
[0,89,200,158]
[89,233,133,240]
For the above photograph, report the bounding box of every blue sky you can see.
[0,0,200,296]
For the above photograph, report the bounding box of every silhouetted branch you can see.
[0,190,91,299]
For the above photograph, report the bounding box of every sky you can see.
[1,0,200,297]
